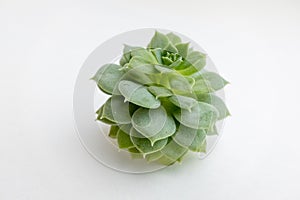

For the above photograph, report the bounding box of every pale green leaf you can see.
[130,48,158,64]
[150,48,163,64]
[148,86,173,99]
[166,32,181,45]
[192,71,229,93]
[169,95,197,111]
[160,139,188,161]
[173,102,219,130]
[96,105,116,125]
[97,96,131,124]
[91,64,124,94]
[172,125,206,152]
[148,31,169,49]
[123,64,158,85]
[177,51,206,75]
[131,113,176,145]
[175,43,189,58]
[119,44,140,66]
[118,80,161,109]
[164,42,178,53]
[145,151,163,162]
[130,129,168,155]
[131,106,167,138]
[197,94,230,120]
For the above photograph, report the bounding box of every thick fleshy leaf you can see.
[108,125,119,138]
[117,128,134,149]
[128,147,143,159]
[145,151,163,162]
[123,64,158,85]
[98,96,131,124]
[169,95,197,111]
[96,105,116,125]
[160,139,188,161]
[166,32,181,45]
[91,64,124,94]
[118,124,132,135]
[177,51,206,75]
[197,94,230,120]
[162,56,173,65]
[154,65,173,73]
[192,72,229,93]
[175,43,189,58]
[173,102,219,130]
[157,155,176,165]
[164,42,178,53]
[130,128,168,155]
[131,106,167,138]
[131,114,176,145]
[148,31,169,49]
[119,44,140,66]
[148,86,173,99]
[172,125,206,152]
[118,80,161,109]
[167,73,193,94]
[130,48,158,64]
[150,48,163,64]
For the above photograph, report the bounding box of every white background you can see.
[2,0,300,199]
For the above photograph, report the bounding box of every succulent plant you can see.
[92,31,230,165]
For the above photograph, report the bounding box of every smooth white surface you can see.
[2,0,300,199]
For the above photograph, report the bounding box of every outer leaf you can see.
[157,155,176,165]
[173,102,219,130]
[123,64,158,85]
[91,64,124,94]
[145,151,163,162]
[96,105,116,125]
[177,51,206,75]
[117,128,134,149]
[154,65,173,73]
[166,32,181,45]
[130,48,158,64]
[98,96,131,124]
[197,94,230,120]
[119,44,140,66]
[108,125,119,138]
[118,80,161,109]
[148,86,173,99]
[148,31,169,49]
[150,48,163,64]
[128,147,143,159]
[169,95,197,111]
[175,43,189,58]
[172,125,206,152]
[160,139,188,161]
[192,72,229,93]
[164,42,178,53]
[130,129,168,155]
[131,106,167,138]
[118,124,132,135]
[167,73,193,94]
[131,113,176,145]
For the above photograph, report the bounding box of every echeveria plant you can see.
[92,31,230,165]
